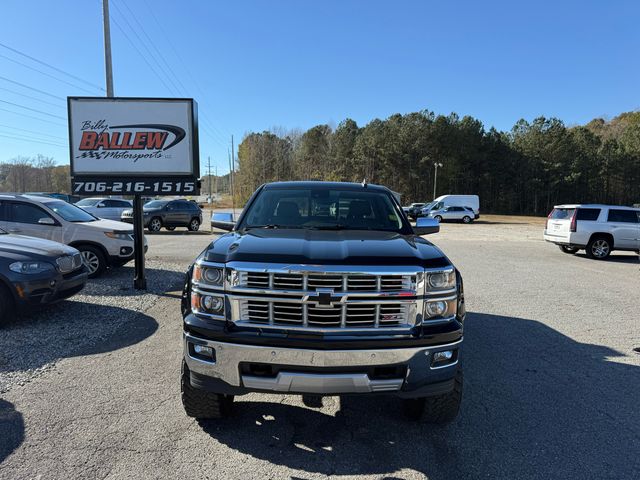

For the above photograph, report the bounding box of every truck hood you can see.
[0,234,77,258]
[203,229,451,267]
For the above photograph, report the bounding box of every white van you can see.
[421,195,480,218]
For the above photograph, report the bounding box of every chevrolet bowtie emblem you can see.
[303,289,346,308]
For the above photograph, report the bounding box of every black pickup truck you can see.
[181,181,465,423]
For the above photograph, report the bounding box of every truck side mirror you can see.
[211,212,235,231]
[414,217,439,235]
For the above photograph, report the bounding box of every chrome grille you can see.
[56,253,83,273]
[240,299,411,329]
[242,271,414,293]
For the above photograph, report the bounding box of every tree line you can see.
[235,111,640,215]
[0,156,70,194]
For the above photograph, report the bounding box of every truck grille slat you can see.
[240,299,410,329]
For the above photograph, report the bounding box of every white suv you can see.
[544,204,640,259]
[0,194,147,277]
[76,197,132,222]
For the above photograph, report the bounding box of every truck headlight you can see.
[9,261,55,274]
[191,292,224,315]
[426,269,456,290]
[193,264,224,286]
[424,298,457,319]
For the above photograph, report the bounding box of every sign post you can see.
[67,97,200,289]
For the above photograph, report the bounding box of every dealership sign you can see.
[68,97,200,195]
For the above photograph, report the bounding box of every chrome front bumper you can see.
[184,333,462,395]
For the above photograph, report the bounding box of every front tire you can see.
[559,245,579,254]
[434,215,443,222]
[181,360,233,419]
[403,369,463,424]
[148,217,162,233]
[462,216,472,224]
[188,218,200,232]
[79,245,106,278]
[586,236,612,260]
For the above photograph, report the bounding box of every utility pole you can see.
[207,156,212,202]
[101,0,114,97]
[229,136,236,219]
[103,0,144,289]
[433,162,443,199]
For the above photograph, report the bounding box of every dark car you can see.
[0,228,88,324]
[180,181,465,424]
[121,199,203,233]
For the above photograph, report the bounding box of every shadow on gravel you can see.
[198,312,640,478]
[1,305,158,378]
[0,400,23,464]
[80,265,186,297]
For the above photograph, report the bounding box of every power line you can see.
[0,123,66,140]
[110,15,178,96]
[110,1,228,148]
[0,41,105,92]
[0,86,65,109]
[0,106,66,127]
[0,75,66,100]
[0,133,67,148]
[0,129,67,146]
[140,0,233,139]
[0,52,98,95]
[117,0,189,96]
[0,99,66,120]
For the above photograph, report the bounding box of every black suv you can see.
[0,228,87,324]
[181,182,465,423]
[121,199,203,233]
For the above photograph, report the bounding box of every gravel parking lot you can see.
[1,220,638,479]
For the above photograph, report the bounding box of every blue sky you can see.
[0,0,638,175]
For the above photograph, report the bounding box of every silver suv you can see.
[0,194,147,277]
[543,204,640,259]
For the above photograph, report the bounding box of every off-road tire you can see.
[586,236,612,260]
[78,245,106,278]
[148,217,162,233]
[188,218,200,232]
[403,369,463,424]
[181,360,233,419]
[559,245,579,254]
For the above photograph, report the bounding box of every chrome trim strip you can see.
[241,372,404,394]
[184,333,463,388]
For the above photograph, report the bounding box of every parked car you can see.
[121,199,203,233]
[544,204,640,259]
[0,194,147,277]
[26,192,82,204]
[181,181,465,423]
[404,202,426,219]
[427,206,476,223]
[420,195,480,219]
[76,197,133,221]
[0,228,87,324]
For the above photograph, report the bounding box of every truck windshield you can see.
[240,187,408,232]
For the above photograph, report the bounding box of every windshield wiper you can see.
[308,224,348,230]
[243,224,280,230]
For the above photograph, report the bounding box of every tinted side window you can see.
[103,200,118,207]
[607,209,639,223]
[576,208,601,221]
[0,201,7,221]
[9,202,53,224]
[115,200,131,208]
